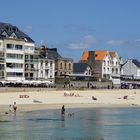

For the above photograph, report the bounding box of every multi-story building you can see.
[43,47,73,78]
[0,40,4,80]
[34,46,55,83]
[80,50,121,82]
[0,22,35,81]
[122,59,140,79]
[0,22,74,86]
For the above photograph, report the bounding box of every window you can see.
[50,61,53,67]
[7,72,23,77]
[30,64,34,68]
[25,55,28,59]
[30,73,33,77]
[15,45,23,50]
[60,62,62,69]
[112,68,114,73]
[108,61,109,66]
[25,64,28,68]
[7,53,23,59]
[108,67,109,72]
[25,73,28,77]
[116,68,118,74]
[104,60,106,66]
[7,44,14,49]
[45,61,48,66]
[89,69,91,75]
[104,67,106,72]
[69,63,71,70]
[41,60,43,66]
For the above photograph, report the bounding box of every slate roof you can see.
[132,59,140,68]
[46,48,62,59]
[73,63,90,73]
[0,22,34,43]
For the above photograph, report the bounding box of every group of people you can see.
[9,102,17,114]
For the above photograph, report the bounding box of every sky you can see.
[1,0,140,62]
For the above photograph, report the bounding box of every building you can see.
[122,59,140,79]
[44,47,73,78]
[34,46,55,83]
[73,62,92,76]
[34,46,73,84]
[80,50,121,82]
[109,51,121,85]
[0,22,35,81]
[80,50,112,80]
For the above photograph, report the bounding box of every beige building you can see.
[55,58,73,77]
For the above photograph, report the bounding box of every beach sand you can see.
[0,88,140,113]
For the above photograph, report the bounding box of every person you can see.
[13,102,17,113]
[9,104,13,113]
[61,105,65,115]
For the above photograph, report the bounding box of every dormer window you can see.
[2,31,8,37]
[5,26,9,31]
[13,27,18,33]
[10,32,17,39]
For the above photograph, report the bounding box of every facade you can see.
[34,47,55,83]
[122,59,140,79]
[0,23,56,83]
[43,47,73,78]
[80,50,121,82]
[0,22,35,81]
[55,58,73,77]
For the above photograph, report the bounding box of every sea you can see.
[0,107,140,140]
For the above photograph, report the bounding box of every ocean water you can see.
[0,107,140,140]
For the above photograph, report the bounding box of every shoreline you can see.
[0,103,138,114]
[0,89,140,113]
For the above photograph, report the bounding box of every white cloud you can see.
[68,35,97,49]
[107,39,126,46]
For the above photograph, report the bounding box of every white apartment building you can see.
[0,22,56,83]
[34,47,55,84]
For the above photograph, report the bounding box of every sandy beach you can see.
[0,88,140,113]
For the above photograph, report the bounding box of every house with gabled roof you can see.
[80,50,122,84]
[122,59,140,79]
[80,50,112,80]
[73,62,92,76]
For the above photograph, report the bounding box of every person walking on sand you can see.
[13,102,17,113]
[61,105,65,115]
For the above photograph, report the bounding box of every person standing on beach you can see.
[61,105,65,115]
[13,102,17,113]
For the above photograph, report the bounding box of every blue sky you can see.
[1,0,140,62]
